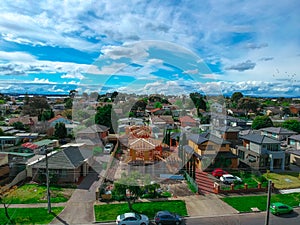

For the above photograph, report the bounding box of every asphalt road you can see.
[183,208,300,225]
[102,208,300,225]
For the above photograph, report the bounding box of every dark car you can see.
[154,210,182,225]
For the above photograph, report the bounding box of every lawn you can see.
[2,184,74,204]
[263,172,300,189]
[0,207,64,224]
[94,200,187,222]
[222,193,300,212]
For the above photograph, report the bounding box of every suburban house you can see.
[76,124,109,141]
[0,136,21,151]
[288,134,300,150]
[21,139,59,154]
[287,134,300,166]
[237,133,288,171]
[48,115,72,127]
[9,115,38,127]
[183,132,238,174]
[150,115,175,129]
[179,115,199,128]
[260,127,297,141]
[30,147,93,183]
[211,126,241,147]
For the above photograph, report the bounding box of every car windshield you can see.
[134,213,141,220]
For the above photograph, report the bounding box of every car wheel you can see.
[157,223,162,225]
[175,221,180,225]
[140,223,146,225]
[275,212,279,216]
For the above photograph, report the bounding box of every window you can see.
[238,150,245,160]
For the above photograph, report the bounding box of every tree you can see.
[0,189,15,224]
[282,119,300,133]
[22,96,50,117]
[189,92,207,114]
[12,121,26,130]
[54,122,67,139]
[95,104,117,133]
[237,97,259,116]
[252,116,273,129]
[113,171,152,211]
[40,109,54,121]
[154,101,162,109]
[231,92,243,103]
[64,98,73,109]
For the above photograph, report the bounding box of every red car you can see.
[212,168,228,178]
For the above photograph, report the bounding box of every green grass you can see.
[3,184,73,204]
[94,200,187,222]
[0,207,64,225]
[263,172,300,189]
[222,193,300,212]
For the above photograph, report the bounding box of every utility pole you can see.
[41,146,51,213]
[264,180,272,225]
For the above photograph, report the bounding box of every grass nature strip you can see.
[222,193,300,212]
[0,207,64,224]
[94,200,187,222]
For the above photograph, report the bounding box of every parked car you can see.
[212,168,228,178]
[116,212,149,225]
[154,210,182,225]
[270,202,293,215]
[104,143,114,154]
[220,174,242,184]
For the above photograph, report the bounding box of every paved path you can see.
[279,188,300,194]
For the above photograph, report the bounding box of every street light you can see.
[40,146,51,213]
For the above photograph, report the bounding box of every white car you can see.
[116,212,149,225]
[104,143,114,154]
[220,174,242,184]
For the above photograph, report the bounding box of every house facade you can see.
[31,147,93,183]
[237,133,287,171]
[183,132,238,174]
[260,127,296,141]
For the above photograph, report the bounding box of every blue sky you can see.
[0,0,299,97]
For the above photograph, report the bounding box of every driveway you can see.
[50,170,101,225]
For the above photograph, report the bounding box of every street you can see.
[183,208,300,225]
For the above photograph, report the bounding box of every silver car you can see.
[116,212,149,225]
[220,174,242,184]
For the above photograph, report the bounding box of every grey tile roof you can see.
[260,127,297,135]
[289,134,300,141]
[32,147,92,169]
[187,134,208,144]
[200,132,231,145]
[241,133,280,144]
[77,124,109,134]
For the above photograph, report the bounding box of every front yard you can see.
[2,183,74,204]
[94,200,187,222]
[263,172,300,189]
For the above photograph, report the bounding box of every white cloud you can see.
[33,78,56,84]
